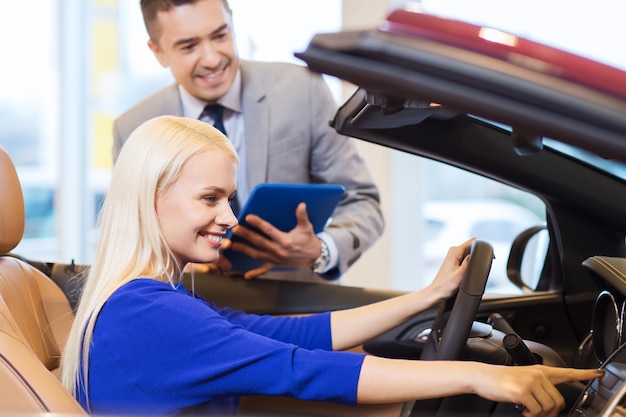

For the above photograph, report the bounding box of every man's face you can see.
[148,0,239,103]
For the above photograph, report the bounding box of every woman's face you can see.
[156,149,238,268]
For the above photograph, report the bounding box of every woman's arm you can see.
[357,356,602,417]
[330,239,473,351]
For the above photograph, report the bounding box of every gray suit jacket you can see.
[113,60,384,275]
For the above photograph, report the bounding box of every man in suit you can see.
[113,0,384,280]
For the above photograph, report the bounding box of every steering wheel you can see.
[402,239,494,417]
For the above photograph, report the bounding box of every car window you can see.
[425,159,546,296]
[425,219,446,240]
[345,152,548,296]
[470,220,527,242]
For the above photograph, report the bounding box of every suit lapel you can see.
[240,61,270,189]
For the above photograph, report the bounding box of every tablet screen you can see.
[222,183,345,273]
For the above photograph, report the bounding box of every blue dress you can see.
[77,279,365,416]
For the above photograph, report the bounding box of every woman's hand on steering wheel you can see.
[427,238,475,304]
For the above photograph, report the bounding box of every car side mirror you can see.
[507,224,549,292]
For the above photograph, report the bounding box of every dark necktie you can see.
[198,103,240,217]
[199,104,227,136]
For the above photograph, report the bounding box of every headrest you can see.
[0,146,25,254]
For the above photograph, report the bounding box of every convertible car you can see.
[2,6,626,417]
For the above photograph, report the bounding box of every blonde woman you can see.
[61,115,601,416]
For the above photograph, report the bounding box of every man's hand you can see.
[184,238,234,275]
[226,202,322,279]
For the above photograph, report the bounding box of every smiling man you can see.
[112,0,384,280]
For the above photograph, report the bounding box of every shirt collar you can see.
[178,69,243,119]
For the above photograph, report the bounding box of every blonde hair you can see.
[60,115,238,403]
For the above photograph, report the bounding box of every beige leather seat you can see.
[0,145,86,414]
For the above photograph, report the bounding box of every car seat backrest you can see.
[0,145,85,414]
[0,145,24,254]
[0,294,86,414]
[0,255,75,373]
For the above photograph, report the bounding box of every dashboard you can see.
[583,256,626,367]
[571,362,626,416]
[569,256,626,416]
[361,254,626,416]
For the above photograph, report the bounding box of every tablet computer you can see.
[222,183,345,273]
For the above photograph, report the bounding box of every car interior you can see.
[3,7,626,417]
[290,8,626,416]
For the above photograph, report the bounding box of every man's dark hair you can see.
[140,0,232,43]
